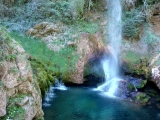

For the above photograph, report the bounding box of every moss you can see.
[136,80,147,89]
[30,59,55,93]
[136,93,150,104]
[128,83,135,91]
[47,74,55,83]
[123,53,150,79]
[1,94,26,120]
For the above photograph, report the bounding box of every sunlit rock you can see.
[152,65,160,89]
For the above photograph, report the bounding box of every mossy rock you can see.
[61,72,70,83]
[128,83,135,91]
[29,58,55,93]
[136,80,147,89]
[136,92,150,104]
[47,74,55,83]
[1,94,26,120]
[122,56,150,79]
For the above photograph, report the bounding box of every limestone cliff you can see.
[0,28,43,119]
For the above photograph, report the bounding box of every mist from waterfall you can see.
[96,0,122,97]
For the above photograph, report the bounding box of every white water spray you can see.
[43,78,67,107]
[43,85,55,107]
[54,78,67,91]
[96,0,122,97]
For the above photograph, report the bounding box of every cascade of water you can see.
[96,0,122,97]
[43,85,55,107]
[54,78,67,91]
[133,84,138,92]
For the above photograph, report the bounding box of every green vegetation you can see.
[123,50,142,64]
[128,83,135,91]
[10,32,78,73]
[1,94,26,120]
[10,32,78,92]
[143,25,159,49]
[5,54,16,61]
[73,20,99,34]
[136,80,147,89]
[136,92,150,104]
[0,0,102,33]
[122,8,145,38]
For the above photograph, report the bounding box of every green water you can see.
[43,87,160,120]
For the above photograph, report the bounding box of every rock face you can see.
[0,30,43,119]
[68,33,105,84]
[152,65,160,89]
[26,22,106,84]
[151,2,160,36]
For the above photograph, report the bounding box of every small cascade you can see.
[96,0,122,97]
[133,84,138,92]
[54,77,67,91]
[43,77,67,107]
[43,85,55,107]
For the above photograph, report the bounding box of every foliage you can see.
[72,20,99,34]
[128,83,135,91]
[136,92,150,104]
[10,32,79,84]
[0,0,88,32]
[70,0,85,18]
[136,80,147,89]
[143,25,159,46]
[5,54,16,61]
[30,59,54,93]
[1,94,26,120]
[123,50,142,64]
[0,0,103,33]
[122,8,145,38]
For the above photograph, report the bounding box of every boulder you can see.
[26,22,60,38]
[152,65,160,89]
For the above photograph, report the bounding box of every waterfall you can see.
[43,85,55,107]
[43,78,67,107]
[54,78,67,91]
[96,0,122,97]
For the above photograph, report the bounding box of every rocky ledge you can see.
[0,28,43,119]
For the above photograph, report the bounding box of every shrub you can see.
[122,8,145,38]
